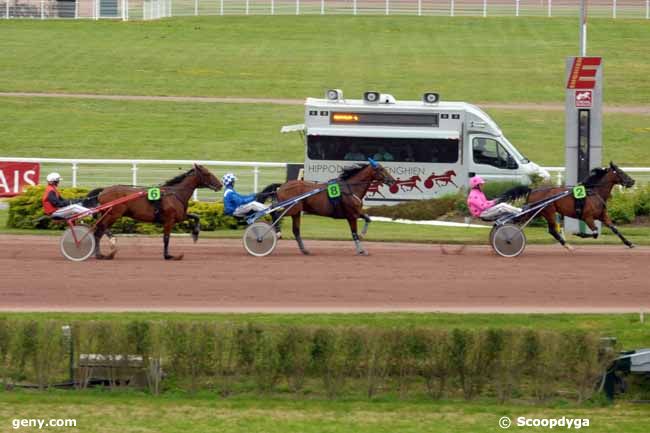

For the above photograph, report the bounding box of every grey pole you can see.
[579,0,587,56]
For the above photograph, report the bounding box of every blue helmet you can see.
[222,173,237,186]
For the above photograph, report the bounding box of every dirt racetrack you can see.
[1,235,649,313]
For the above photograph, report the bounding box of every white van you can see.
[283,90,549,203]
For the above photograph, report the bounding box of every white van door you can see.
[468,135,525,183]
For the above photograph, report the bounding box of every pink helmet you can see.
[469,176,485,189]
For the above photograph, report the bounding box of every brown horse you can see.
[85,164,222,260]
[506,162,635,250]
[260,162,396,255]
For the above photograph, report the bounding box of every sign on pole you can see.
[564,56,603,236]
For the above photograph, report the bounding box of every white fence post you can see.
[385,0,389,15]
[417,0,421,16]
[121,0,125,20]
[353,0,356,15]
[220,0,223,16]
[194,0,197,15]
[271,0,274,15]
[132,163,138,187]
[246,0,249,14]
[5,0,9,19]
[296,0,299,15]
[320,0,324,14]
[40,0,44,19]
[253,166,259,193]
[72,163,78,188]
[613,0,616,18]
[193,190,198,201]
[646,0,649,19]
[548,0,552,17]
[483,0,487,17]
[450,0,454,17]
[515,0,519,16]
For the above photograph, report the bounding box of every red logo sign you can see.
[567,57,601,89]
[0,162,40,197]
[575,90,593,108]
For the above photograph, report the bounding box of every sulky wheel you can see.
[243,222,277,257]
[491,223,526,258]
[60,224,96,262]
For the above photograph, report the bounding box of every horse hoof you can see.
[165,254,184,261]
[627,243,635,249]
[563,244,574,252]
[358,250,369,256]
[300,249,311,256]
[276,231,282,239]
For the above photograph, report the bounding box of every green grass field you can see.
[1,17,649,104]
[1,391,649,433]
[1,97,650,166]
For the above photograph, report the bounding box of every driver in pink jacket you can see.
[467,176,520,220]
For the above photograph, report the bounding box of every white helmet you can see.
[222,173,237,186]
[46,172,62,183]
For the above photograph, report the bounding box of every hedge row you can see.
[0,320,614,402]
[6,186,242,233]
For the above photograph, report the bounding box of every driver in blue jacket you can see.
[222,173,267,217]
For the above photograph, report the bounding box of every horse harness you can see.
[572,183,608,220]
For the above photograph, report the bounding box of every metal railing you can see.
[2,0,649,19]
[0,157,287,201]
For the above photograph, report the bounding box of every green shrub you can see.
[633,184,650,216]
[0,320,629,402]
[608,191,636,224]
[7,186,241,232]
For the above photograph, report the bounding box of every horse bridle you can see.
[193,166,221,192]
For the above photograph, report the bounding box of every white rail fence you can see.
[3,158,650,201]
[2,0,649,19]
[1,158,287,202]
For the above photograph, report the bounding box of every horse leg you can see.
[187,213,200,243]
[94,220,117,260]
[582,216,599,239]
[603,213,634,248]
[543,211,572,251]
[163,221,184,260]
[348,217,368,256]
[359,213,371,238]
[292,214,309,255]
[271,211,282,239]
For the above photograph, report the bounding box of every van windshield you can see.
[307,135,459,163]
[502,136,530,164]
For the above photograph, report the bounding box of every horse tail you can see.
[256,183,282,204]
[82,187,104,208]
[497,185,531,203]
